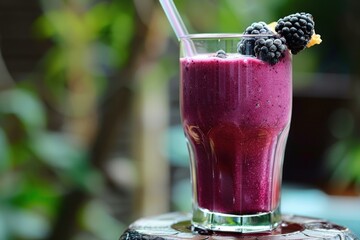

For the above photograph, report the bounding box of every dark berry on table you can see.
[215,50,227,58]
[254,36,287,65]
[275,12,315,54]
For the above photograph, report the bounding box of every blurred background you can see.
[0,0,359,239]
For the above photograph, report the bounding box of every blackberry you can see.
[215,49,227,58]
[244,21,272,35]
[275,12,315,54]
[254,36,287,65]
[237,22,272,56]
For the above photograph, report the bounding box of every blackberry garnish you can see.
[237,39,256,56]
[275,12,315,54]
[244,22,272,35]
[254,36,287,65]
[237,22,272,56]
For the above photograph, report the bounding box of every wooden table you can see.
[120,212,358,239]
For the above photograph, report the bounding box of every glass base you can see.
[192,206,281,233]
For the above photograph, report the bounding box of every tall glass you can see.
[180,34,292,233]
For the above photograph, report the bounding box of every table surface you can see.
[120,212,359,240]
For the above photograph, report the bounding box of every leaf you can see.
[0,89,46,133]
[8,208,50,239]
[30,131,104,192]
[30,131,84,170]
[109,12,134,66]
[85,2,112,38]
[0,128,10,171]
[348,144,360,181]
[0,211,9,240]
[81,200,125,240]
[10,176,61,217]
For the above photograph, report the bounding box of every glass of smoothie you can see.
[180,33,292,233]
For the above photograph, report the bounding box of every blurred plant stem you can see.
[131,5,172,216]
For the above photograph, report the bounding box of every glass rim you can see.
[180,33,275,40]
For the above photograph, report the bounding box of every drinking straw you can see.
[159,0,189,40]
[159,0,195,56]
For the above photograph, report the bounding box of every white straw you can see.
[159,0,189,40]
[159,0,195,56]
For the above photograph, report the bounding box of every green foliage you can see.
[0,88,52,239]
[80,200,125,240]
[0,89,46,132]
[0,86,104,239]
[0,128,10,170]
[0,0,135,239]
[327,139,360,191]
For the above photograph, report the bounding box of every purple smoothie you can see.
[180,53,292,214]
